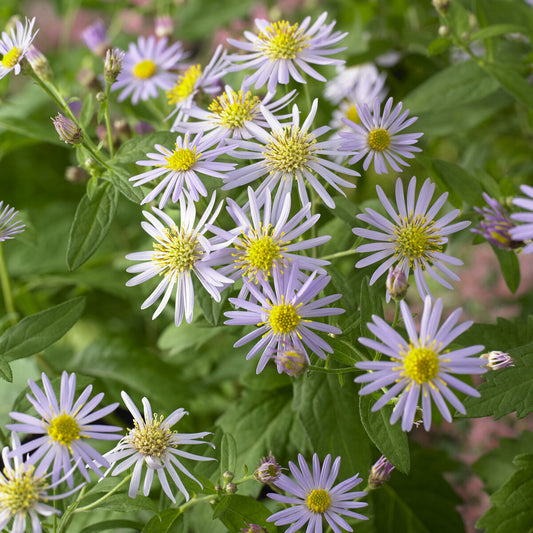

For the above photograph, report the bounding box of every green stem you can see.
[320,248,358,261]
[308,365,359,374]
[74,474,132,513]
[0,244,16,325]
[103,85,114,158]
[233,473,255,485]
[176,494,216,515]
[392,300,401,328]
[56,485,87,533]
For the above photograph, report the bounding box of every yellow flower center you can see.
[258,21,309,60]
[268,303,301,335]
[393,214,443,268]
[403,346,440,383]
[129,414,174,457]
[306,488,331,513]
[208,89,261,129]
[133,59,157,79]
[1,47,22,69]
[163,147,199,172]
[264,126,316,174]
[345,103,360,124]
[0,465,46,515]
[47,413,80,447]
[166,64,202,105]
[367,127,391,152]
[153,226,201,275]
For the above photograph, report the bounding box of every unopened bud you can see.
[52,113,82,144]
[225,482,237,494]
[104,47,125,84]
[254,452,282,484]
[369,456,394,489]
[155,16,173,38]
[25,45,52,81]
[65,166,89,184]
[96,91,106,102]
[438,26,450,37]
[275,348,309,377]
[386,266,409,301]
[223,471,234,483]
[240,524,267,533]
[432,0,450,15]
[214,484,222,493]
[481,351,514,370]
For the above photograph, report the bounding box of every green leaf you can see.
[427,38,451,56]
[66,182,118,270]
[491,244,520,293]
[477,454,533,533]
[326,196,360,228]
[359,394,410,474]
[80,520,142,533]
[102,166,144,204]
[0,117,63,145]
[220,433,237,476]
[143,509,183,533]
[326,337,359,366]
[483,63,533,109]
[0,357,12,382]
[80,93,96,129]
[463,342,533,419]
[470,24,528,41]
[432,160,483,207]
[359,275,383,339]
[93,493,157,512]
[1,297,85,363]
[112,131,177,164]
[193,276,228,326]
[213,495,275,532]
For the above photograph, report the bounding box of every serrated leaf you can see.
[359,394,410,474]
[491,244,520,293]
[483,63,533,108]
[66,182,118,270]
[213,495,275,532]
[112,131,177,164]
[143,509,183,533]
[1,297,85,363]
[80,520,142,533]
[220,433,237,476]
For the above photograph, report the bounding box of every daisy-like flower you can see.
[167,45,231,129]
[0,17,37,80]
[172,80,296,143]
[0,434,82,533]
[339,97,422,174]
[130,132,236,207]
[355,296,486,432]
[126,193,233,326]
[510,184,533,253]
[7,371,121,486]
[111,36,184,104]
[106,392,214,502]
[0,202,24,242]
[228,12,347,94]
[224,263,344,373]
[267,453,367,533]
[353,176,470,300]
[212,187,330,290]
[224,98,358,215]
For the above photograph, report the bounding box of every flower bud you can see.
[240,524,267,533]
[481,351,514,370]
[275,348,309,377]
[438,26,450,37]
[104,47,125,84]
[223,470,234,483]
[254,452,282,484]
[214,484,222,493]
[432,0,450,15]
[225,482,237,494]
[386,266,409,301]
[25,45,52,81]
[96,91,106,103]
[368,456,395,489]
[155,16,173,38]
[52,113,82,144]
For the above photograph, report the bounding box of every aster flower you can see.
[224,263,344,373]
[0,202,24,242]
[130,132,236,207]
[510,184,533,253]
[355,296,486,432]
[52,113,82,144]
[339,97,422,174]
[353,176,470,299]
[81,18,110,57]
[7,371,121,486]
[111,36,184,104]
[0,434,82,533]
[473,192,520,250]
[385,265,409,301]
[224,98,358,214]
[106,392,214,502]
[104,47,125,84]
[126,193,233,326]
[255,452,282,484]
[275,346,309,376]
[0,17,37,80]
[267,453,367,533]
[228,12,347,94]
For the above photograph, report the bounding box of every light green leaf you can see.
[483,63,533,109]
[102,166,144,204]
[220,433,237,477]
[213,495,275,532]
[470,24,528,41]
[0,357,12,382]
[142,510,183,533]
[427,38,451,55]
[93,493,157,512]
[432,159,483,207]
[112,131,177,164]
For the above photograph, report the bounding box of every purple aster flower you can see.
[111,36,184,104]
[228,12,347,94]
[355,296,486,432]
[510,184,533,253]
[353,176,470,300]
[255,452,282,484]
[473,192,520,250]
[7,371,121,486]
[339,97,422,174]
[275,346,309,376]
[0,434,83,533]
[368,456,394,489]
[130,132,236,208]
[267,453,367,533]
[51,113,82,144]
[224,98,358,215]
[105,392,214,503]
[0,17,37,80]
[81,19,110,57]
[224,263,344,373]
[126,193,233,326]
[481,350,514,370]
[0,202,24,242]
[385,265,409,301]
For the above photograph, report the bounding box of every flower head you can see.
[52,113,82,144]
[355,296,486,431]
[0,202,24,242]
[340,97,422,174]
[481,350,514,370]
[225,263,344,373]
[106,392,214,502]
[353,177,470,299]
[0,17,37,80]
[275,346,309,376]
[126,193,233,326]
[104,47,125,84]
[112,36,184,104]
[368,456,394,489]
[7,371,121,486]
[81,18,110,56]
[386,265,409,301]
[255,452,282,484]
[510,184,533,253]
[228,12,347,94]
[267,453,367,532]
[25,45,51,81]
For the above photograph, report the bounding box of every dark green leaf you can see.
[491,245,520,293]
[432,160,483,207]
[213,495,275,532]
[220,433,237,476]
[359,276,382,339]
[143,510,183,533]
[102,166,144,204]
[0,357,12,382]
[66,182,118,270]
[80,520,142,533]
[483,63,533,109]
[93,493,157,512]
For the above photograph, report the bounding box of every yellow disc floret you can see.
[129,414,174,457]
[402,345,440,384]
[166,64,202,105]
[269,302,301,335]
[133,59,157,79]
[47,413,80,447]
[153,227,201,275]
[306,488,331,513]
[367,127,391,152]
[162,146,199,172]
[258,21,309,60]
[1,47,22,69]
[0,465,46,515]
[345,103,360,124]
[264,126,316,174]
[208,89,261,129]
